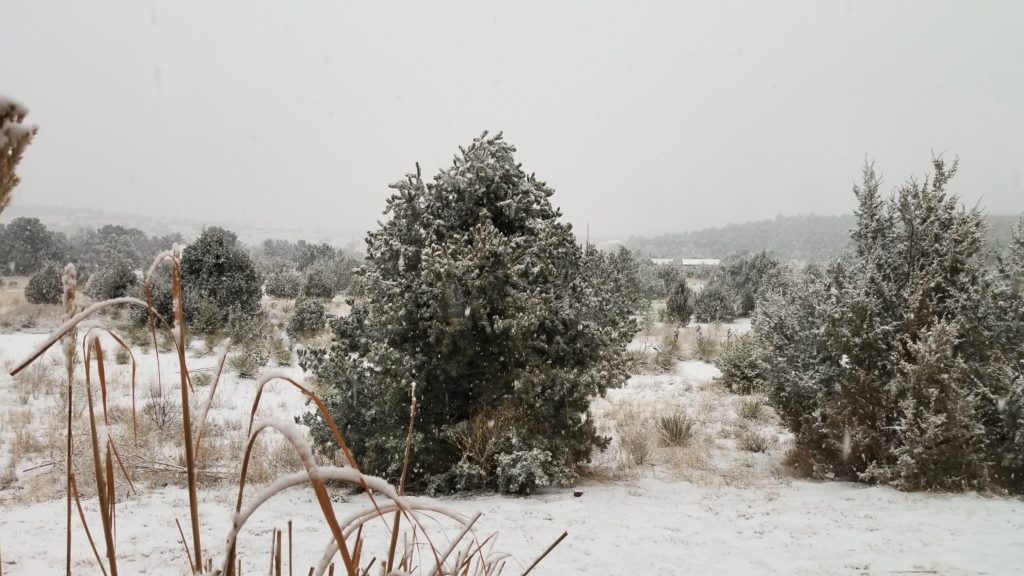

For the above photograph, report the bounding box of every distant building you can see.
[679,258,720,266]
[650,258,721,267]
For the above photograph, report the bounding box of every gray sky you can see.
[3,0,1022,239]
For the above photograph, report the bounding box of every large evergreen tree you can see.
[752,159,1023,492]
[0,217,67,274]
[302,132,635,494]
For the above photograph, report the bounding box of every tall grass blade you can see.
[520,532,567,576]
[175,518,194,571]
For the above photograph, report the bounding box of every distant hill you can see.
[625,213,1021,263]
[0,203,364,249]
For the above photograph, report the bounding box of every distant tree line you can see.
[626,212,1021,263]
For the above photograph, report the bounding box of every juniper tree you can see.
[0,217,67,274]
[665,277,694,325]
[25,263,62,304]
[180,227,262,333]
[751,159,1023,491]
[692,281,736,323]
[301,132,635,494]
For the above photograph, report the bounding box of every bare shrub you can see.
[737,427,773,453]
[12,358,59,402]
[447,405,522,471]
[142,385,182,432]
[114,346,130,365]
[613,402,654,468]
[783,446,815,478]
[694,324,721,362]
[653,330,681,372]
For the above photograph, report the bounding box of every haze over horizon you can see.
[2,1,1022,238]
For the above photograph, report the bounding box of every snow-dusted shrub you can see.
[131,228,263,334]
[270,336,292,366]
[653,330,681,372]
[302,132,633,492]
[228,342,269,379]
[264,270,301,299]
[301,264,337,299]
[716,331,768,394]
[664,277,694,325]
[0,217,68,275]
[181,227,262,332]
[694,325,720,362]
[692,282,736,323]
[495,449,552,495]
[86,259,138,301]
[755,160,1024,492]
[24,263,62,304]
[736,427,771,453]
[430,459,488,494]
[719,251,782,316]
[287,296,326,338]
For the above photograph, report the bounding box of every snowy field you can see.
[1,321,1023,575]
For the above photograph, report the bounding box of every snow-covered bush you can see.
[287,296,326,338]
[264,270,302,298]
[653,330,681,372]
[754,160,1024,492]
[495,449,552,495]
[181,227,262,332]
[0,217,68,275]
[715,331,768,394]
[24,263,62,304]
[301,263,337,299]
[690,252,780,322]
[301,132,634,492]
[86,259,138,301]
[134,227,262,333]
[664,277,694,325]
[692,282,736,323]
[719,251,782,316]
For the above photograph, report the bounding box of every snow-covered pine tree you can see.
[665,276,694,325]
[755,158,1022,491]
[25,262,63,304]
[993,216,1024,484]
[692,280,737,322]
[301,132,635,494]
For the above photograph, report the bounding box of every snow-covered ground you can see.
[2,324,1023,575]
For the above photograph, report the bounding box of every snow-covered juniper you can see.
[300,132,637,494]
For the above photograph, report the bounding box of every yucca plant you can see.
[7,245,565,575]
[657,411,699,447]
[736,397,766,421]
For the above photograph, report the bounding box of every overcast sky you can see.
[2,1,1022,239]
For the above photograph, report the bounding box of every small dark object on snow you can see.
[573,490,583,498]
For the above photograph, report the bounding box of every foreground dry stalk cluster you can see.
[0,96,36,217]
[6,247,564,575]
